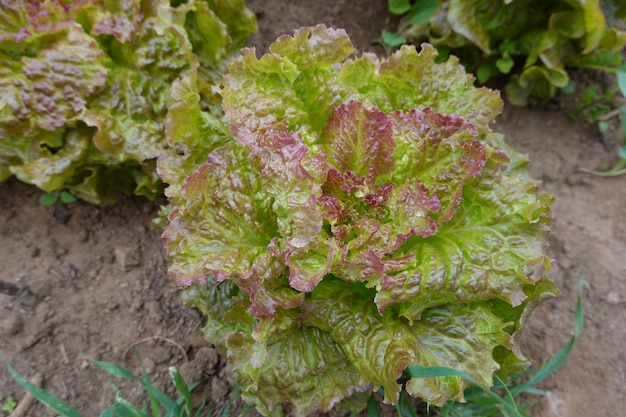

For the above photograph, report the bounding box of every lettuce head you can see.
[0,0,256,203]
[163,25,556,416]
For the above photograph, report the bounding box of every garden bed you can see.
[1,1,625,416]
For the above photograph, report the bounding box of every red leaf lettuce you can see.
[0,0,255,203]
[164,25,556,416]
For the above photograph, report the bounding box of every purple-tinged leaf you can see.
[375,164,552,318]
[284,237,334,292]
[341,44,502,132]
[320,101,395,187]
[222,25,360,144]
[163,142,295,315]
[329,218,400,283]
[158,60,231,202]
[0,23,107,135]
[68,0,143,43]
[391,108,500,224]
[251,125,326,250]
[318,195,346,224]
[387,180,439,240]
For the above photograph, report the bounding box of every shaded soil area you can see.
[1,1,626,416]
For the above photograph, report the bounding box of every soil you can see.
[1,1,625,416]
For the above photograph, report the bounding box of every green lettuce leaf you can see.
[341,44,503,132]
[222,26,358,144]
[237,323,369,416]
[157,59,231,203]
[9,128,90,192]
[401,0,626,104]
[303,278,511,406]
[183,278,370,417]
[447,0,493,53]
[223,27,501,143]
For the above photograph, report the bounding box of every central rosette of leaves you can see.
[166,100,510,316]
[163,25,555,417]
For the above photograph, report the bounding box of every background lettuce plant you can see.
[163,25,557,416]
[386,0,626,106]
[0,0,255,203]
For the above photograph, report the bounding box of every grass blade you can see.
[110,398,149,417]
[90,358,142,382]
[406,365,523,417]
[92,355,182,416]
[366,393,381,417]
[138,369,180,416]
[406,365,483,383]
[99,406,117,417]
[616,64,626,97]
[493,374,522,417]
[5,364,83,417]
[169,366,193,415]
[397,391,418,417]
[137,364,162,417]
[523,387,549,396]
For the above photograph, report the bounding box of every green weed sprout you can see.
[576,65,626,176]
[591,65,626,176]
[3,351,239,417]
[39,191,78,208]
[1,395,16,413]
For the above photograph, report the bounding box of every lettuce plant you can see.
[392,0,626,105]
[0,0,255,203]
[163,25,557,416]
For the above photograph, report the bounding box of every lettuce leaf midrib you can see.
[217,206,276,248]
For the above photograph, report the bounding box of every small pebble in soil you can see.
[210,377,230,405]
[218,361,237,384]
[77,228,89,242]
[143,356,156,374]
[199,346,221,375]
[179,345,221,388]
[0,311,24,335]
[53,245,69,258]
[114,245,142,272]
[131,298,144,312]
[188,332,208,350]
[605,291,622,305]
[153,345,172,364]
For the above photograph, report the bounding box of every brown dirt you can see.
[1,1,625,416]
